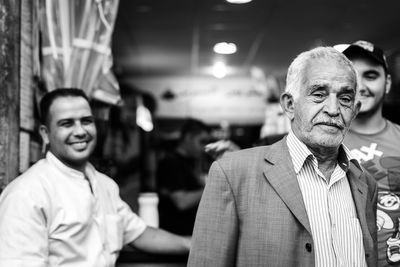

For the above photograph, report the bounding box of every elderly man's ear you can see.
[280,93,295,120]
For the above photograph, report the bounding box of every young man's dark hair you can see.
[39,88,89,125]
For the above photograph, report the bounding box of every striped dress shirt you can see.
[287,131,367,267]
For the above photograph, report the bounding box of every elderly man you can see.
[0,88,190,267]
[188,47,377,267]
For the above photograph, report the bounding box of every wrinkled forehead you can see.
[302,58,357,89]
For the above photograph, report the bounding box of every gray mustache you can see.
[314,119,345,129]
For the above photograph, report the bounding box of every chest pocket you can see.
[105,215,124,253]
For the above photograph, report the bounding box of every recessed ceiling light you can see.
[213,42,237,54]
[226,0,253,4]
[213,61,227,79]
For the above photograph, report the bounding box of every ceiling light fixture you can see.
[213,42,237,54]
[226,0,253,4]
[212,61,227,79]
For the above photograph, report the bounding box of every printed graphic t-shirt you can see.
[344,120,400,267]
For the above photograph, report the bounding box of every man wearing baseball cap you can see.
[338,40,400,267]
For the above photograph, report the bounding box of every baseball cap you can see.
[334,40,389,73]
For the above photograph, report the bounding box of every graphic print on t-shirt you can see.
[351,143,400,265]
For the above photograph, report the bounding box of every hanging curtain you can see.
[38,0,121,105]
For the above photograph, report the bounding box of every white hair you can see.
[284,46,358,100]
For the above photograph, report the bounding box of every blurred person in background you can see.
[0,88,190,267]
[102,102,142,211]
[204,120,240,160]
[188,47,377,266]
[101,86,158,213]
[156,118,210,236]
[339,40,400,266]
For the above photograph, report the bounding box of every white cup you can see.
[138,192,159,227]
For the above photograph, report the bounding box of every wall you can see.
[0,0,37,189]
[0,0,21,189]
[127,76,271,125]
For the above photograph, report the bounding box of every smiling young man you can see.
[188,47,377,267]
[39,90,98,172]
[0,88,190,267]
[340,41,400,267]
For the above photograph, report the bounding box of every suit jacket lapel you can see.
[347,162,371,246]
[348,163,368,219]
[263,138,311,233]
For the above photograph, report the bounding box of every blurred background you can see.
[106,0,400,219]
[111,0,400,150]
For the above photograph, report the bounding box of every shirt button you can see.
[305,243,312,252]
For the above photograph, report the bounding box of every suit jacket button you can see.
[305,243,312,252]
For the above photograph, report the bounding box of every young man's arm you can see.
[129,226,191,254]
[114,180,190,254]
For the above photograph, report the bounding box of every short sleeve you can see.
[115,189,147,245]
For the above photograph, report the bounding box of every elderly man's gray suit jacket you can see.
[188,137,377,267]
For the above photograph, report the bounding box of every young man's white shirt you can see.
[0,152,147,267]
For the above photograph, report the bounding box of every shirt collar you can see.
[286,130,359,174]
[341,143,363,171]
[46,152,95,180]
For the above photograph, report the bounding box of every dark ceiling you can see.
[112,0,400,79]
